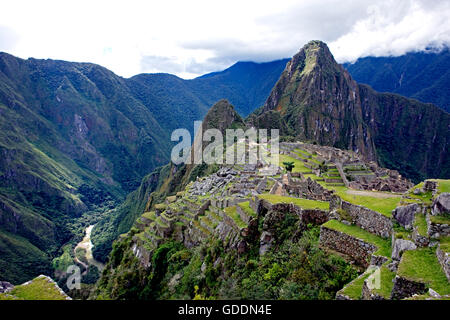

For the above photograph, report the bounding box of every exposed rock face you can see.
[424,180,438,193]
[393,204,420,230]
[0,281,14,293]
[392,238,417,261]
[257,40,376,161]
[432,193,450,215]
[251,40,450,182]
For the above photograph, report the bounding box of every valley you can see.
[0,40,449,301]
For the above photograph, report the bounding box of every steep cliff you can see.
[251,41,449,182]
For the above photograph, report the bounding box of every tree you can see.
[318,161,328,175]
[283,161,295,172]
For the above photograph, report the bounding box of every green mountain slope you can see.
[0,52,286,282]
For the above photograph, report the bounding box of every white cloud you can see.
[0,0,448,78]
[329,0,450,62]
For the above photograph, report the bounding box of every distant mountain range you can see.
[251,41,449,183]
[0,43,449,284]
[0,52,286,283]
[344,48,450,113]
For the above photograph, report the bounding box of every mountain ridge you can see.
[0,51,286,283]
[251,40,449,182]
[344,48,450,113]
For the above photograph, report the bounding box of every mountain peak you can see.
[260,40,376,160]
[202,99,245,133]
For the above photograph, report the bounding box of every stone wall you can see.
[391,275,427,300]
[319,226,377,268]
[362,278,385,300]
[340,200,392,238]
[427,215,450,239]
[258,199,329,228]
[285,178,334,201]
[436,244,450,281]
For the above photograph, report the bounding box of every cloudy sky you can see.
[1,0,449,78]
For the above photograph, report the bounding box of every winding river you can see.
[74,225,105,272]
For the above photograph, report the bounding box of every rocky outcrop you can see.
[0,281,14,293]
[393,204,420,230]
[432,193,450,215]
[391,238,417,262]
[252,40,450,182]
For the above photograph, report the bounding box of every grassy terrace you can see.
[0,277,67,300]
[334,190,400,218]
[258,194,329,210]
[322,220,391,257]
[414,213,428,237]
[206,210,223,223]
[340,268,376,299]
[436,179,450,193]
[192,220,211,236]
[439,237,450,253]
[199,216,217,229]
[237,201,257,217]
[429,214,450,225]
[142,211,156,220]
[155,216,169,228]
[224,206,247,229]
[371,265,395,298]
[407,183,433,204]
[397,248,450,295]
[278,154,312,173]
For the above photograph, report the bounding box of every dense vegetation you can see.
[94,226,358,300]
[0,52,285,283]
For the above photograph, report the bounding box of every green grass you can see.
[258,194,329,210]
[334,190,401,218]
[206,210,223,223]
[414,214,428,237]
[429,214,450,225]
[142,211,156,221]
[397,248,450,295]
[200,216,217,229]
[371,265,395,298]
[155,217,169,228]
[278,154,312,173]
[155,203,167,210]
[407,183,433,204]
[340,269,375,299]
[166,195,177,203]
[192,220,211,236]
[2,276,68,300]
[322,220,392,257]
[437,180,450,193]
[294,148,313,157]
[224,206,247,229]
[439,237,450,253]
[237,201,257,217]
